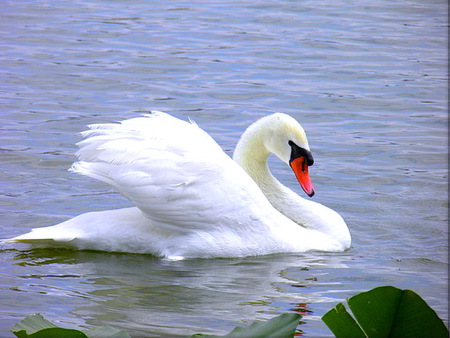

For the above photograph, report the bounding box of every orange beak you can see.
[290,156,315,197]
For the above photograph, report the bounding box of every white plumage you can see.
[10,112,351,259]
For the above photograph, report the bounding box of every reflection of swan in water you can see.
[13,250,350,336]
[10,112,350,259]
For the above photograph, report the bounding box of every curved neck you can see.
[233,121,273,187]
[233,121,288,205]
[232,120,351,246]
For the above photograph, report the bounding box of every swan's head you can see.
[261,114,315,197]
[234,113,316,197]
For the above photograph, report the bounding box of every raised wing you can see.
[70,112,270,233]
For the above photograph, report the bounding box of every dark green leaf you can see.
[11,314,87,338]
[322,302,366,338]
[322,286,449,338]
[348,285,402,337]
[389,289,449,337]
[13,327,88,338]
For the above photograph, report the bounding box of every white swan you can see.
[9,112,351,259]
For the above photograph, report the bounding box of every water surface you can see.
[1,0,448,336]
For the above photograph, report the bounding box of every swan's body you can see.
[10,112,350,259]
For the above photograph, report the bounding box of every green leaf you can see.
[11,313,130,338]
[11,314,57,335]
[192,313,301,338]
[322,302,366,338]
[13,327,88,338]
[11,314,87,338]
[322,286,449,338]
[391,289,448,337]
[348,285,402,337]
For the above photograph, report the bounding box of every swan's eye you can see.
[288,140,314,166]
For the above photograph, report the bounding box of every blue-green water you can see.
[1,0,447,336]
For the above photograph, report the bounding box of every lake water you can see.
[0,0,448,336]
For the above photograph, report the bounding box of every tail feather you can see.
[9,227,77,243]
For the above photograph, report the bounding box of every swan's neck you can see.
[233,121,294,215]
[233,121,351,246]
[233,126,272,186]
